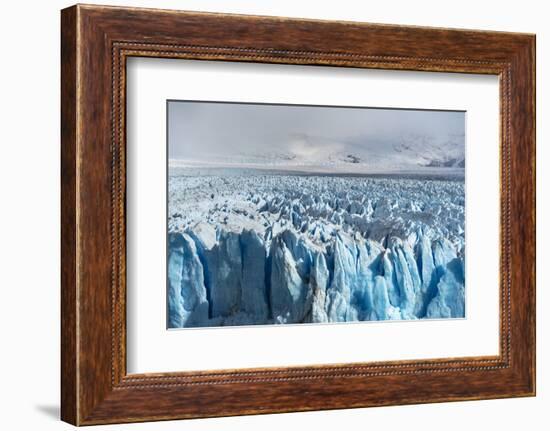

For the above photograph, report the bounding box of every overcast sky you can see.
[168,100,464,163]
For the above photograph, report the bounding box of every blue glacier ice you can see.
[167,233,209,328]
[167,174,465,328]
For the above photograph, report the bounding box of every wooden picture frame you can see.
[61,4,535,425]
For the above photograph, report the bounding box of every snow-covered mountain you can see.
[170,132,465,174]
[391,133,465,168]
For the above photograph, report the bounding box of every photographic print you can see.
[167,101,465,329]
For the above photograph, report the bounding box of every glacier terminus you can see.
[167,171,465,328]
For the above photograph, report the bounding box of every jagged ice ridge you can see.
[168,174,465,328]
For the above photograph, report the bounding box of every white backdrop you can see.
[0,0,547,430]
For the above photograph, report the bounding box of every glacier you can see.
[167,172,465,328]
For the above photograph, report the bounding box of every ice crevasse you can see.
[167,223,465,328]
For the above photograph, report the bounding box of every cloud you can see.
[168,101,464,164]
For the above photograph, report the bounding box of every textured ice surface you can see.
[167,172,465,328]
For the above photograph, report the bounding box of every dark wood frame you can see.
[61,4,536,426]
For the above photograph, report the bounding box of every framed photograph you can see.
[61,4,536,425]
